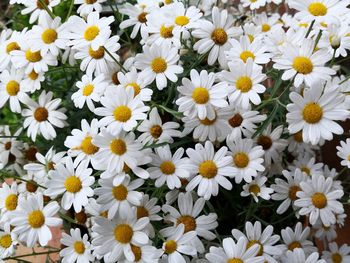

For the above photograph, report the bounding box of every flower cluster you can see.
[0,0,350,262]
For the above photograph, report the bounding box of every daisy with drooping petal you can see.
[122,244,163,263]
[161,191,218,253]
[336,138,350,168]
[322,242,350,263]
[91,210,150,262]
[94,175,143,219]
[227,137,265,184]
[206,236,264,263]
[148,145,190,190]
[220,59,266,109]
[21,91,68,141]
[185,141,235,200]
[71,74,107,112]
[0,127,23,168]
[273,39,335,88]
[295,174,344,226]
[286,85,349,145]
[74,0,107,16]
[176,69,228,120]
[135,42,183,90]
[137,107,181,146]
[94,86,149,133]
[10,194,62,247]
[241,176,274,202]
[288,154,323,177]
[281,248,325,263]
[45,157,95,212]
[21,0,60,24]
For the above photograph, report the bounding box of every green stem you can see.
[38,0,55,19]
[65,0,75,22]
[0,171,47,189]
[305,20,315,38]
[103,46,126,73]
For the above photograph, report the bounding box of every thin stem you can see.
[38,0,55,19]
[103,46,126,73]
[305,20,315,38]
[3,249,60,261]
[65,0,75,22]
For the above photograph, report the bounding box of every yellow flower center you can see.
[28,210,45,228]
[113,105,132,122]
[257,135,272,150]
[312,192,327,209]
[84,25,100,41]
[288,185,301,201]
[293,57,313,74]
[308,2,328,16]
[233,152,250,168]
[199,160,218,179]
[211,28,228,45]
[83,84,94,96]
[240,51,255,63]
[138,12,148,23]
[176,215,196,232]
[85,0,97,4]
[192,87,209,104]
[136,206,149,219]
[0,234,12,248]
[34,107,49,122]
[81,136,99,155]
[200,117,216,126]
[126,82,141,96]
[160,161,176,175]
[288,241,302,251]
[164,240,177,254]
[6,80,20,96]
[5,194,18,211]
[114,224,133,244]
[74,241,85,254]
[175,16,189,26]
[261,24,271,32]
[248,34,254,42]
[247,240,263,256]
[151,57,167,73]
[64,176,82,193]
[28,70,39,80]
[6,42,20,54]
[150,125,163,138]
[25,49,42,62]
[249,184,260,195]
[89,46,104,59]
[160,25,174,38]
[227,259,244,263]
[293,131,303,143]
[332,253,343,263]
[131,245,142,262]
[301,166,311,175]
[112,184,128,200]
[302,103,323,124]
[110,139,127,155]
[236,76,253,92]
[42,28,57,44]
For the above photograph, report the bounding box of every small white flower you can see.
[281,248,325,263]
[241,176,273,202]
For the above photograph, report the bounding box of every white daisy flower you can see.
[161,224,197,262]
[10,194,62,247]
[20,69,45,93]
[21,91,68,141]
[281,248,325,263]
[94,86,149,132]
[206,236,265,263]
[286,85,349,145]
[91,210,150,262]
[60,228,94,263]
[225,36,272,65]
[241,176,274,202]
[0,67,29,113]
[71,74,107,112]
[66,11,114,51]
[192,6,237,67]
[294,174,344,226]
[288,154,323,177]
[74,0,106,16]
[138,107,181,146]
[122,244,163,263]
[94,175,143,219]
[21,0,60,24]
[322,242,350,263]
[313,219,337,242]
[135,42,183,90]
[0,182,20,215]
[336,138,350,168]
[220,59,266,109]
[45,157,95,212]
[252,13,282,35]
[227,137,265,184]
[241,0,267,10]
[0,127,23,168]
[281,222,316,255]
[0,224,18,259]
[271,169,308,214]
[232,221,284,263]
[64,118,100,167]
[273,39,335,87]
[185,141,235,200]
[176,69,228,120]
[148,145,190,190]
[161,191,218,253]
